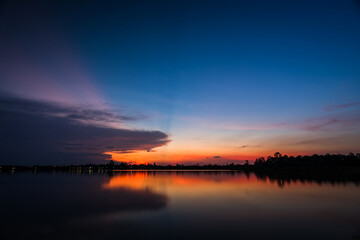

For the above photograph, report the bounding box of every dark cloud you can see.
[190,158,245,165]
[0,96,170,165]
[239,145,249,149]
[112,150,136,154]
[0,95,145,125]
[213,156,221,158]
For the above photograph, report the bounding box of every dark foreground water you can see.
[1,170,360,240]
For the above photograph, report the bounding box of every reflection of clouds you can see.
[0,173,167,239]
[2,171,360,240]
[69,187,168,225]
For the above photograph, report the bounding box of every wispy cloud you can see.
[299,115,360,132]
[178,115,289,131]
[323,102,360,112]
[179,108,360,132]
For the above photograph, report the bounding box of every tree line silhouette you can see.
[2,153,360,185]
[1,152,359,172]
[254,152,360,168]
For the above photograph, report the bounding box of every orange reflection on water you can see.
[103,171,162,190]
[101,170,360,222]
[102,171,271,195]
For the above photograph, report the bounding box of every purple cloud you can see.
[0,95,170,165]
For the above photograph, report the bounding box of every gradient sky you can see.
[1,0,360,165]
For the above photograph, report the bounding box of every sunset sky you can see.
[1,0,360,165]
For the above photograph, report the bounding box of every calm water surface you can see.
[1,170,360,239]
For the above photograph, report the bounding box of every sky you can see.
[1,0,360,165]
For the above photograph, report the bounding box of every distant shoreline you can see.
[2,165,360,187]
[2,153,359,172]
[1,163,360,172]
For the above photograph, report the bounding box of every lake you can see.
[1,170,360,239]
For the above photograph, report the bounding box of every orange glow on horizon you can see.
[104,149,307,165]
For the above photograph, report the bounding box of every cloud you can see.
[300,115,360,132]
[204,113,360,132]
[239,145,249,149]
[323,102,360,112]
[301,118,339,131]
[0,96,170,165]
[179,103,360,133]
[191,158,246,165]
[0,95,145,127]
[179,115,290,131]
[213,156,221,158]
[289,137,345,146]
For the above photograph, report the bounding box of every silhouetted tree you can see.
[255,152,360,168]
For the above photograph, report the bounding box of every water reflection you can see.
[0,173,167,239]
[1,171,360,240]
